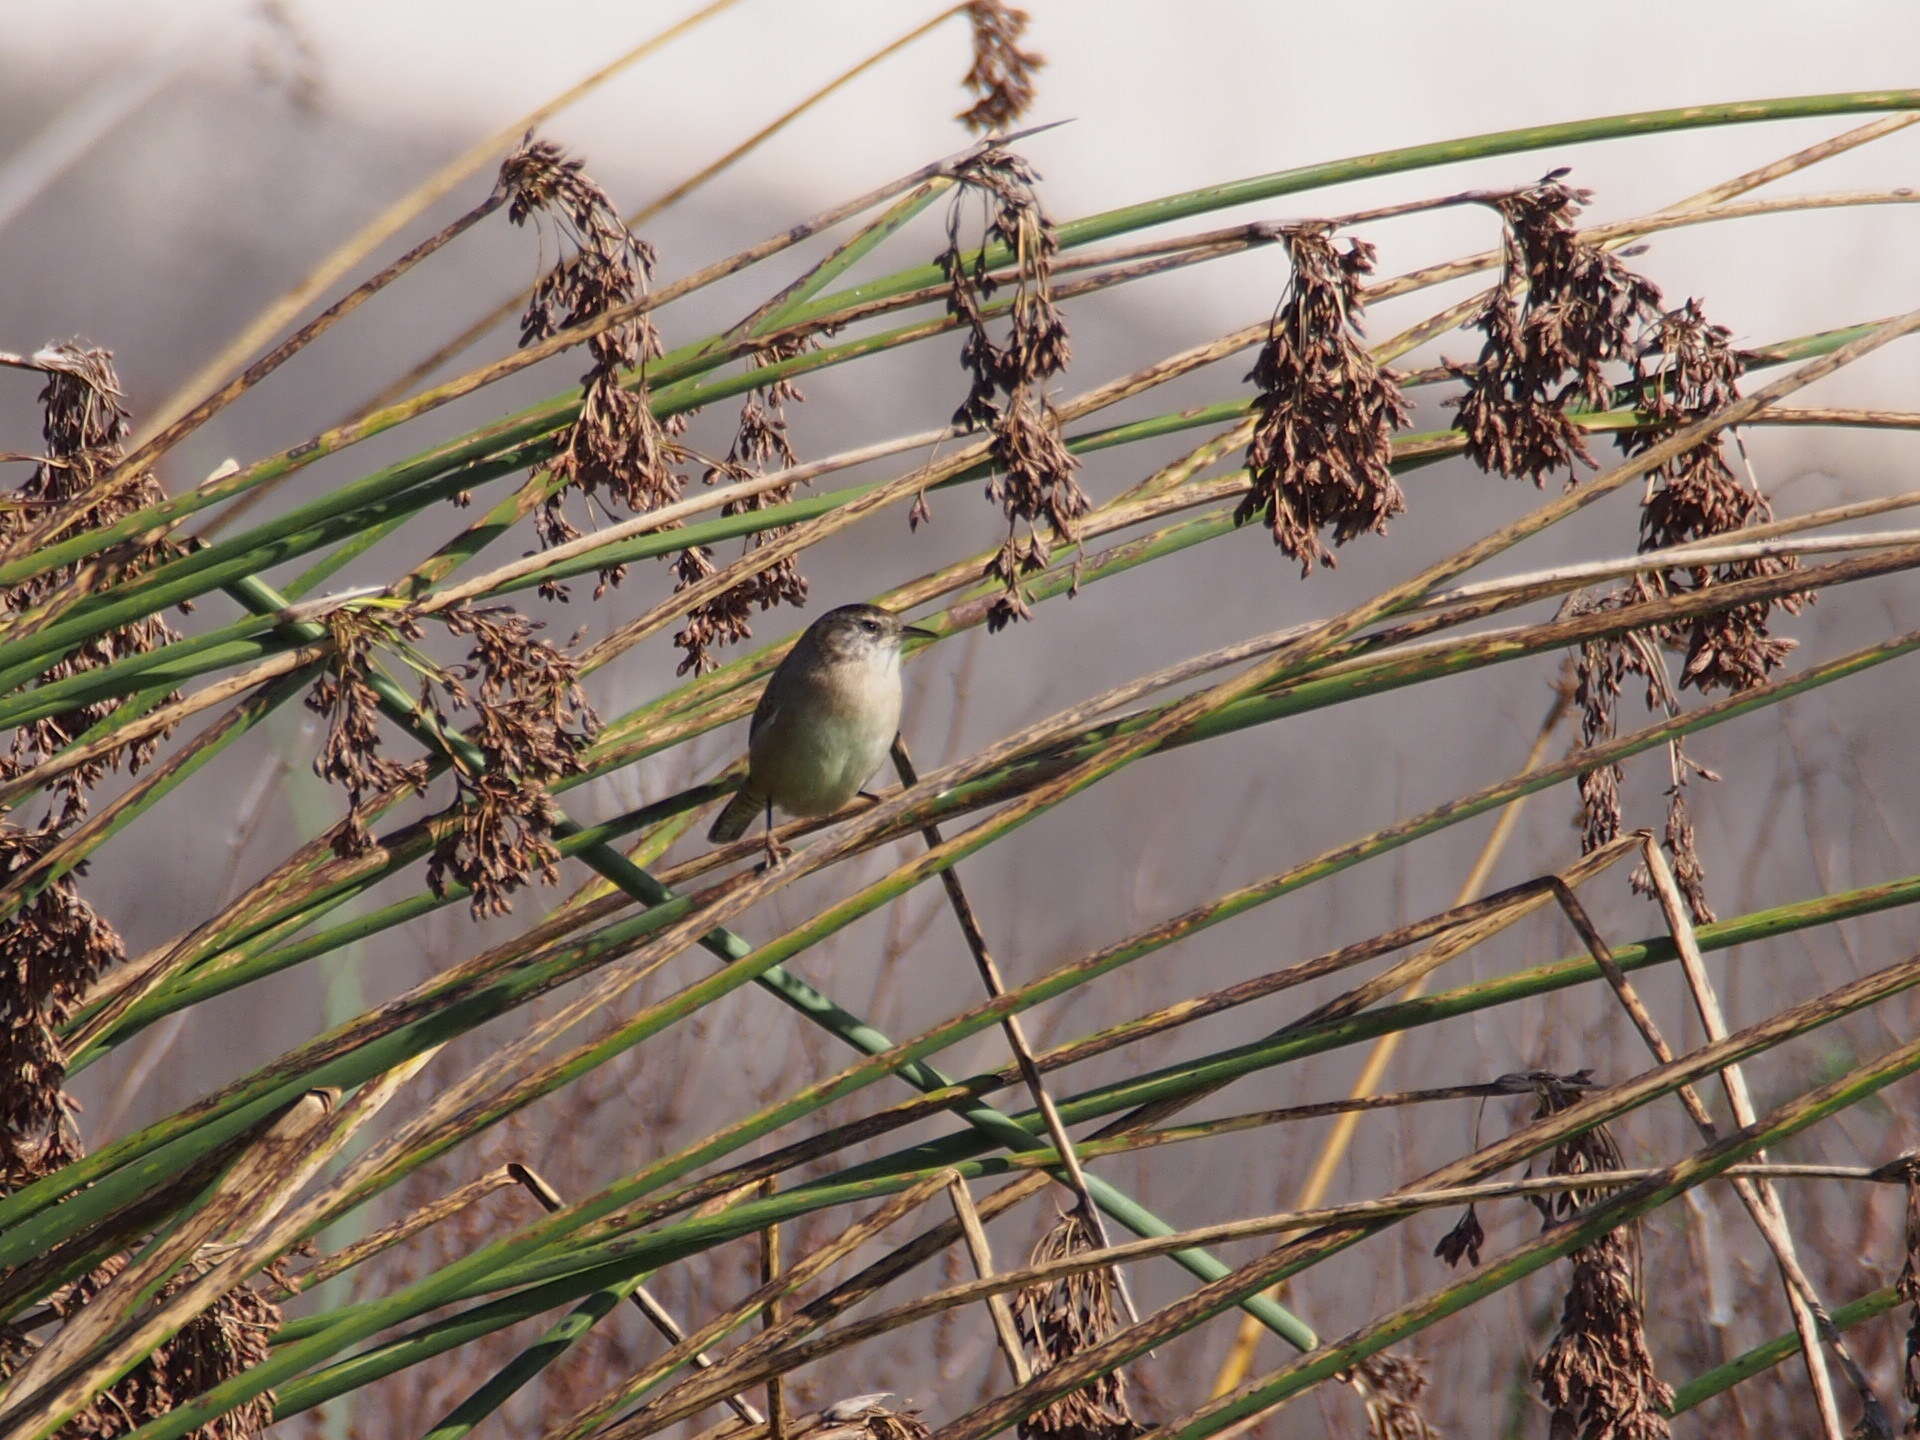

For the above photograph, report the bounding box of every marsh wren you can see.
[708,603,934,861]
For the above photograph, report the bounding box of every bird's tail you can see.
[708,788,763,844]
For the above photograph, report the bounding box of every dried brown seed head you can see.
[958,1,1046,135]
[1533,1234,1673,1440]
[438,605,598,774]
[1011,1210,1144,1440]
[424,769,564,919]
[674,336,817,674]
[0,820,277,1437]
[2,342,186,826]
[1565,589,1648,858]
[1433,1202,1485,1269]
[1562,589,1717,924]
[498,136,679,595]
[1527,1068,1618,1221]
[668,542,743,676]
[138,1263,282,1440]
[1343,1351,1442,1440]
[1623,300,1805,695]
[1657,784,1714,925]
[0,1257,282,1440]
[1237,226,1410,575]
[939,149,1087,628]
[306,599,595,900]
[1449,177,1662,486]
[304,608,428,857]
[0,821,124,1186]
[1524,1072,1672,1439]
[420,604,598,916]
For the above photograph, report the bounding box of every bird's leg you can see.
[758,799,790,872]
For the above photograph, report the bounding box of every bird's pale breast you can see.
[748,651,902,818]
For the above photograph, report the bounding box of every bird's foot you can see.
[756,835,793,873]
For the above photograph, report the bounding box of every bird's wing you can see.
[747,679,782,744]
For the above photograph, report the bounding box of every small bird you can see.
[708,603,935,862]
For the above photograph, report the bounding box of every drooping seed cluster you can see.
[1449,176,1663,485]
[305,607,431,857]
[1622,299,1807,695]
[1565,591,1719,921]
[1435,176,1809,926]
[499,137,680,596]
[0,348,278,1439]
[1343,1352,1441,1440]
[1237,226,1411,576]
[1,344,186,827]
[1527,1072,1674,1440]
[938,149,1088,631]
[302,599,596,917]
[422,604,598,917]
[1010,1209,1142,1440]
[674,335,819,675]
[0,345,175,1187]
[956,0,1045,136]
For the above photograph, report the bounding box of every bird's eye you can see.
[862,620,882,633]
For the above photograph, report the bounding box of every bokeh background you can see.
[6,3,1920,1434]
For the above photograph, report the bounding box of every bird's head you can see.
[799,604,936,665]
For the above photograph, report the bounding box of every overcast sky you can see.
[9,2,1916,336]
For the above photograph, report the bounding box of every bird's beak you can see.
[901,624,937,641]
